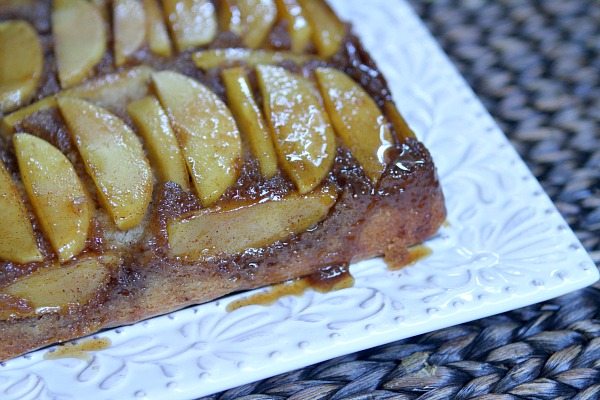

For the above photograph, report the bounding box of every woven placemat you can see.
[199,0,600,398]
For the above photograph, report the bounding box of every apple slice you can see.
[13,133,92,262]
[57,97,153,230]
[298,0,345,58]
[218,0,242,35]
[222,67,278,178]
[0,21,43,113]
[256,65,335,194]
[239,0,278,48]
[0,160,43,264]
[143,0,172,57]
[384,101,416,140]
[1,67,153,136]
[52,0,107,88]
[127,96,190,190]
[220,0,277,48]
[152,71,242,206]
[63,66,153,112]
[274,0,312,53]
[193,48,313,70]
[1,97,56,137]
[168,185,337,258]
[315,67,393,183]
[113,0,146,67]
[162,0,217,51]
[2,256,112,316]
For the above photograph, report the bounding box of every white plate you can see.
[1,1,597,399]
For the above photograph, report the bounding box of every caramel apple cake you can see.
[0,0,446,361]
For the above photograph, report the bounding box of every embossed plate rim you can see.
[0,1,597,399]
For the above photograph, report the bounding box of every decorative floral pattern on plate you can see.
[0,1,597,399]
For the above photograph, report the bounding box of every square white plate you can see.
[1,1,597,399]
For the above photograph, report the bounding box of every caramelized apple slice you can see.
[58,97,153,230]
[2,256,112,316]
[222,67,278,178]
[63,66,154,111]
[168,185,337,258]
[220,0,277,48]
[315,68,393,183]
[193,48,313,70]
[0,160,43,264]
[1,67,153,136]
[113,0,146,67]
[13,134,92,262]
[384,101,416,140]
[298,0,345,58]
[257,65,335,194]
[127,96,190,189]
[2,97,57,137]
[143,0,172,57]
[274,0,312,53]
[0,21,43,113]
[152,71,241,205]
[218,0,241,35]
[162,0,217,51]
[52,0,107,88]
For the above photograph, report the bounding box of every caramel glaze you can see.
[386,245,433,271]
[227,264,354,311]
[43,337,111,361]
[0,3,446,360]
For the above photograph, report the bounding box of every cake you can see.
[0,0,445,361]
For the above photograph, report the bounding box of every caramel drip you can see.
[44,337,111,361]
[386,245,432,271]
[227,264,354,311]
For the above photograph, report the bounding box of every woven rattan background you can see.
[200,0,600,398]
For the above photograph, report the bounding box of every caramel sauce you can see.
[44,337,111,361]
[386,245,432,271]
[227,264,354,311]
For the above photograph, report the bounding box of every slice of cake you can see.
[0,0,445,361]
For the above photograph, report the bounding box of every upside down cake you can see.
[0,0,446,361]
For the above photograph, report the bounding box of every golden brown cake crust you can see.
[0,0,446,361]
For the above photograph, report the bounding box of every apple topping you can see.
[2,98,56,137]
[168,185,337,258]
[222,67,278,178]
[57,97,153,230]
[193,48,313,70]
[315,68,393,183]
[14,134,92,262]
[162,0,217,51]
[113,0,146,67]
[0,160,43,264]
[152,71,242,206]
[127,96,190,190]
[1,256,112,316]
[64,66,154,112]
[143,0,172,57]
[256,65,335,194]
[52,0,107,88]
[0,21,43,113]
[1,67,153,136]
[274,0,312,53]
[298,0,345,58]
[220,0,277,48]
[384,101,416,140]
